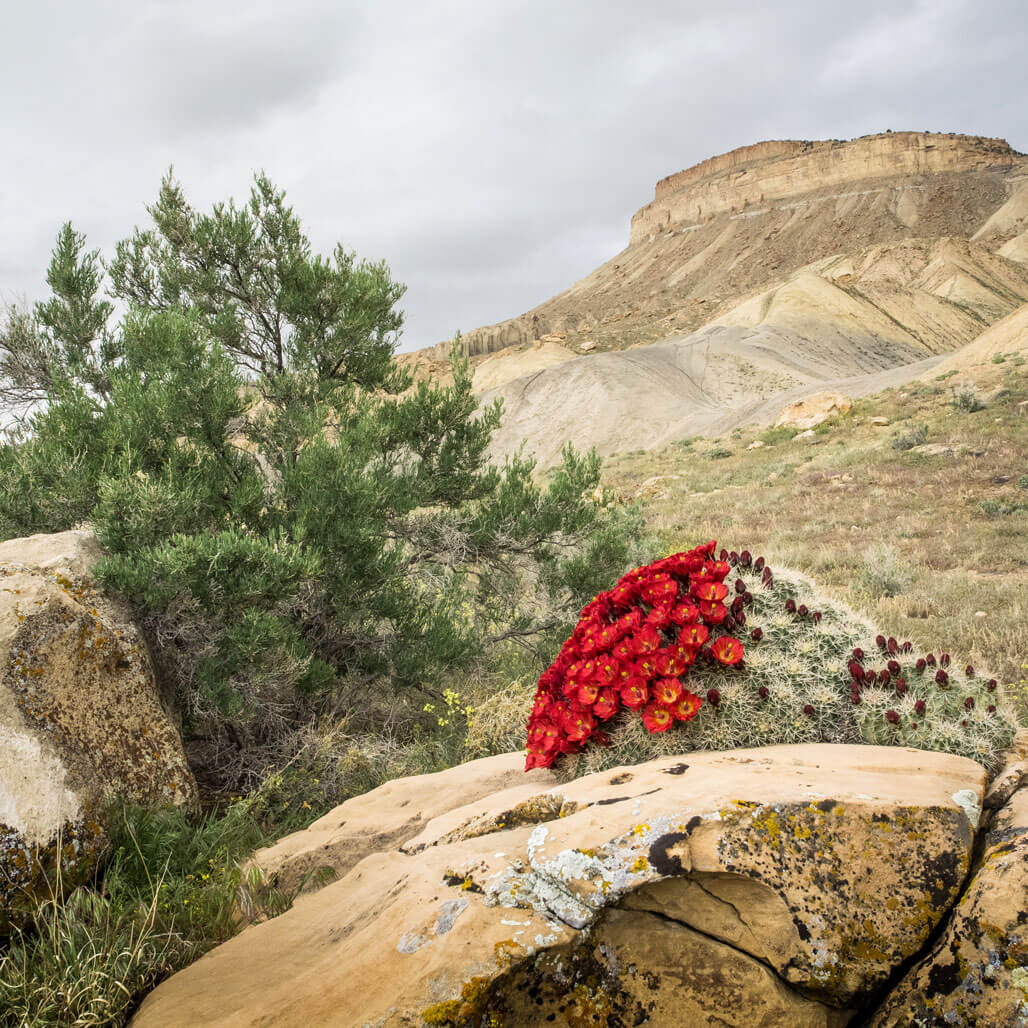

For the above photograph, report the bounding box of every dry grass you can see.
[602,364,1028,716]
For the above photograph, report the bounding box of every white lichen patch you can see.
[435,898,468,935]
[397,930,428,954]
[951,789,981,830]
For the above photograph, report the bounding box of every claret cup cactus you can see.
[524,543,1018,779]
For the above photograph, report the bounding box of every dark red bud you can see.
[895,679,908,696]
[911,722,918,729]
[926,654,936,667]
[852,648,865,662]
[751,627,763,641]
[914,700,926,715]
[798,604,808,617]
[813,611,822,623]
[987,704,996,714]
[916,658,927,672]
[887,660,901,675]
[887,637,898,654]
[803,704,815,717]
[964,697,975,710]
[940,653,951,668]
[965,665,974,678]
[735,579,746,594]
[876,635,887,650]
[936,669,949,685]
[879,669,892,686]
[886,710,900,724]
[754,557,765,572]
[758,686,769,699]
[728,551,738,565]
[719,549,729,561]
[961,719,969,728]
[987,679,997,691]
[849,660,865,680]
[706,688,721,707]
[739,551,752,567]
[902,641,913,653]
[742,591,754,604]
[785,599,796,613]
[850,693,862,705]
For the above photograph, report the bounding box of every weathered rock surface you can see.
[246,751,557,903]
[776,391,853,430]
[0,529,196,920]
[871,735,1028,1026]
[133,744,985,1027]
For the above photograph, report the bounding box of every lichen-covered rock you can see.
[870,778,1028,1027]
[0,529,197,923]
[132,744,984,1027]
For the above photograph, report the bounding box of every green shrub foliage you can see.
[0,174,640,780]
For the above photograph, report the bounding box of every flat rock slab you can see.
[134,744,985,1027]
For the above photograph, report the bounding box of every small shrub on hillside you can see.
[1017,475,1028,490]
[509,544,1018,781]
[951,385,985,413]
[891,423,929,451]
[859,543,913,598]
[758,425,794,446]
[706,446,732,460]
[991,353,1007,364]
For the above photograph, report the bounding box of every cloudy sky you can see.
[3,0,1026,352]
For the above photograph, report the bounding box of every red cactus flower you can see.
[711,636,744,666]
[619,679,649,709]
[885,710,900,725]
[593,689,619,720]
[561,708,596,742]
[751,627,763,642]
[706,688,722,707]
[652,677,683,705]
[914,700,926,716]
[575,681,600,706]
[694,580,729,603]
[672,690,702,722]
[642,702,674,733]
[698,600,728,624]
[678,623,709,649]
[631,625,662,656]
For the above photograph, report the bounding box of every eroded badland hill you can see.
[403,132,1028,465]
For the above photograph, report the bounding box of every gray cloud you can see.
[2,0,1026,353]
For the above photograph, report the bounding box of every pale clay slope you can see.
[925,299,1028,379]
[481,237,1028,467]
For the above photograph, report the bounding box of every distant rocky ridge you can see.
[398,131,1028,465]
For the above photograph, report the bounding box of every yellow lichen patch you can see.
[629,856,649,874]
[421,976,494,1026]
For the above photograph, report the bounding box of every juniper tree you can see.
[0,173,640,780]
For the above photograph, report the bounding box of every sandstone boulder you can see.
[245,751,558,904]
[0,529,197,922]
[133,744,984,1027]
[775,391,853,430]
[871,737,1028,1026]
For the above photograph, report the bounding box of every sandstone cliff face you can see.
[422,132,1028,363]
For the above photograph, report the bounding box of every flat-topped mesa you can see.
[630,132,1025,244]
